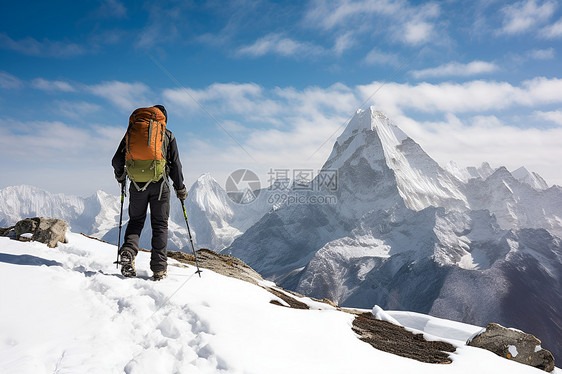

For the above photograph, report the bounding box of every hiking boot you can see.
[119,248,136,278]
[153,270,167,281]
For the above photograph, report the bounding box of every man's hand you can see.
[115,172,126,190]
[176,186,187,201]
[115,172,126,183]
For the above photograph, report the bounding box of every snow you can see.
[1,233,559,374]
[509,345,519,358]
[372,305,402,325]
[512,167,549,190]
[384,309,485,346]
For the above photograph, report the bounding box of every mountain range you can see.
[1,107,560,359]
[225,108,562,359]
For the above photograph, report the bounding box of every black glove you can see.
[115,172,126,183]
[176,186,187,201]
[115,172,127,190]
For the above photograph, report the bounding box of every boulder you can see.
[13,217,68,248]
[467,322,555,372]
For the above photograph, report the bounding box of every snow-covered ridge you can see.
[1,233,560,373]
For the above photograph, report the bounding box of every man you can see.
[112,104,187,281]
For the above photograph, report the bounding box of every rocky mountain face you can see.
[225,107,562,359]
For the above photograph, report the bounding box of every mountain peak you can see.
[335,107,407,147]
[325,108,467,211]
[195,173,219,186]
[511,166,549,190]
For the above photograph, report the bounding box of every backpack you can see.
[125,107,167,191]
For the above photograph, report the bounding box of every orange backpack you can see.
[125,107,167,191]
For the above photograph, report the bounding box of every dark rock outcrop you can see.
[468,322,555,372]
[353,312,456,364]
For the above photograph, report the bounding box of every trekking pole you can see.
[181,200,202,277]
[115,182,126,268]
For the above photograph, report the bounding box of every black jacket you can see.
[112,128,185,191]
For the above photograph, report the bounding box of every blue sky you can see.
[1,0,562,196]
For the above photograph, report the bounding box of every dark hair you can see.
[153,105,167,122]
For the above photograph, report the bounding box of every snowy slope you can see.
[1,233,559,374]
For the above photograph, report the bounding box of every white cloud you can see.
[31,78,76,92]
[0,71,23,89]
[499,0,556,35]
[0,119,124,195]
[237,33,324,58]
[411,61,499,79]
[527,47,555,59]
[163,82,282,124]
[96,0,127,18]
[87,81,151,112]
[535,110,562,125]
[56,100,102,119]
[305,0,405,30]
[540,18,562,38]
[304,0,441,46]
[364,49,400,66]
[0,33,86,58]
[393,112,562,187]
[0,119,120,160]
[333,32,355,56]
[359,78,562,114]
[402,21,435,45]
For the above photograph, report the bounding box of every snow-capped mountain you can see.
[0,185,121,237]
[445,161,496,183]
[178,173,273,251]
[226,107,562,359]
[0,174,271,253]
[511,166,549,190]
[465,167,562,238]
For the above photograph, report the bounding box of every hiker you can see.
[112,105,187,281]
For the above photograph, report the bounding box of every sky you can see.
[1,0,562,196]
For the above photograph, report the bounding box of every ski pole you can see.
[115,182,126,268]
[181,199,202,277]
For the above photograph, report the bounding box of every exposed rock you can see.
[168,248,265,285]
[0,226,14,237]
[267,287,310,310]
[467,322,555,372]
[352,312,456,364]
[13,217,68,248]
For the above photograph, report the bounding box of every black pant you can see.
[122,180,170,272]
